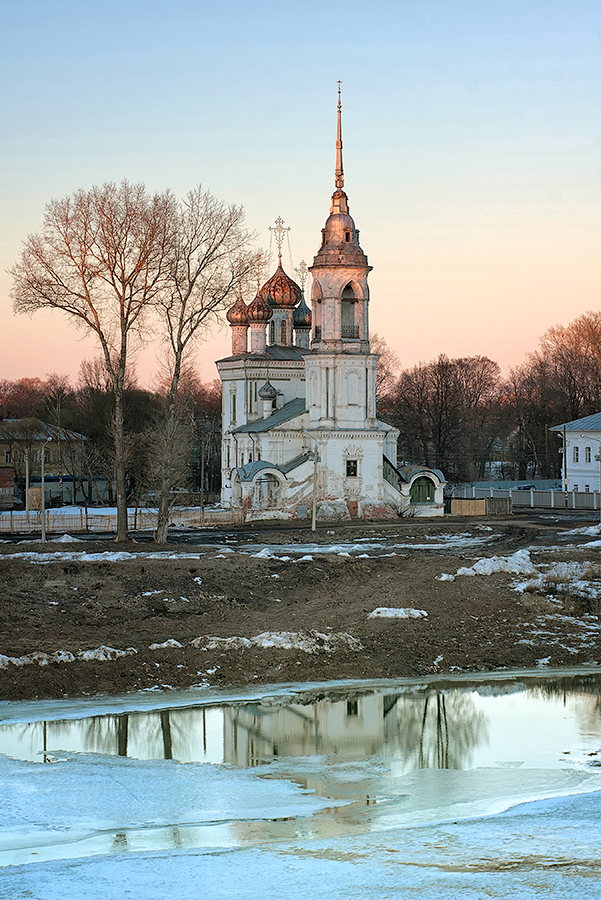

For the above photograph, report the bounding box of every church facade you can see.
[216,94,445,522]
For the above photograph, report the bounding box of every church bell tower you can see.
[306,85,377,428]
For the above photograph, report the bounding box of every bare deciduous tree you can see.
[370,332,400,400]
[11,181,176,540]
[390,354,502,481]
[152,186,255,543]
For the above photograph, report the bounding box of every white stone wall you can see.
[564,431,601,493]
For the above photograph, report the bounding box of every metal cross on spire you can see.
[294,259,309,289]
[268,216,291,264]
[335,80,344,190]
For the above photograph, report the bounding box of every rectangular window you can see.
[586,447,592,463]
[346,699,358,716]
[230,392,237,425]
[44,450,51,464]
[573,484,579,492]
[31,449,40,463]
[573,446,579,463]
[4,449,11,463]
[18,450,25,463]
[346,459,358,477]
[585,485,590,493]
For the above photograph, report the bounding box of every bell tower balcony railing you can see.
[312,325,360,341]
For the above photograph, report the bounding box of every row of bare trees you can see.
[11,181,255,540]
[0,368,222,513]
[378,312,601,483]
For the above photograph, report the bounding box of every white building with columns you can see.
[216,92,445,522]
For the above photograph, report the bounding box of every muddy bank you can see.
[1,518,600,700]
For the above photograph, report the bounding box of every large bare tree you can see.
[152,186,254,542]
[11,181,176,540]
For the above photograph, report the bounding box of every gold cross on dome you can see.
[269,216,290,262]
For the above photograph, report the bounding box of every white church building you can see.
[216,93,445,522]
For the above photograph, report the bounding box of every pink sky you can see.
[1,1,599,388]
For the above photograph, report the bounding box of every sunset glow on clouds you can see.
[1,0,600,385]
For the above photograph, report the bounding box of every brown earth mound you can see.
[1,518,600,700]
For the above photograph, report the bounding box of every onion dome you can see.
[259,263,302,310]
[258,380,277,401]
[226,291,249,325]
[246,291,273,323]
[292,292,312,329]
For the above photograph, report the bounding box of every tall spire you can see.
[335,80,344,190]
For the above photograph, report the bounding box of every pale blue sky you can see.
[2,0,600,383]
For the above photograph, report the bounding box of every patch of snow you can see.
[149,640,183,651]
[77,646,137,662]
[436,573,455,581]
[252,631,362,653]
[368,607,428,619]
[456,549,536,577]
[53,534,82,543]
[252,631,318,651]
[562,523,601,536]
[51,651,76,664]
[296,555,314,562]
[196,636,252,651]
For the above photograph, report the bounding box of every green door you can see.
[410,476,435,504]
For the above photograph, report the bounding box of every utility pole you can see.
[303,431,320,532]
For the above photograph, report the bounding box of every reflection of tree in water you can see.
[47,709,194,760]
[527,674,601,740]
[382,690,488,770]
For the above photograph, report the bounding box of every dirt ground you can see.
[1,516,600,701]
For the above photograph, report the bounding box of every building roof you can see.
[399,464,446,484]
[216,346,310,364]
[236,461,281,482]
[232,398,307,434]
[235,452,313,483]
[0,419,86,442]
[549,413,601,433]
[279,452,313,474]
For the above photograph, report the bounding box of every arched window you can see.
[280,320,287,345]
[269,321,275,345]
[341,284,356,339]
[573,446,579,464]
[410,476,436,504]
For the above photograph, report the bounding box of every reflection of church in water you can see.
[216,91,445,522]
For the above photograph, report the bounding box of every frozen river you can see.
[2,668,601,898]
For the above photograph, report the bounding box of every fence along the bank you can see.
[0,507,238,534]
[450,486,601,511]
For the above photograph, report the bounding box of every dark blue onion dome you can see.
[226,291,249,325]
[246,291,273,323]
[258,380,277,400]
[292,291,312,328]
[259,263,302,309]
